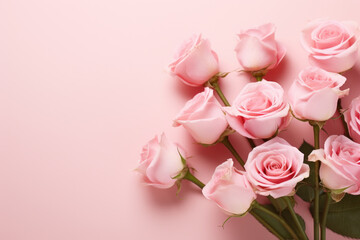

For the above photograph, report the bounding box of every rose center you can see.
[303,72,335,90]
[318,25,342,40]
[263,157,287,176]
[240,93,272,112]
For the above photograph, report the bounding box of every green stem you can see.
[337,99,350,138]
[246,137,256,149]
[221,136,245,167]
[252,202,299,240]
[211,80,230,106]
[251,211,286,240]
[313,124,320,240]
[255,76,262,82]
[320,192,331,240]
[183,171,205,189]
[284,197,308,240]
[267,195,282,213]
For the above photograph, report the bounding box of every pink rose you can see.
[168,34,219,87]
[345,97,360,143]
[309,135,360,195]
[234,23,286,72]
[223,80,290,139]
[136,133,186,189]
[202,159,256,215]
[174,87,228,144]
[301,19,360,73]
[288,66,348,121]
[245,138,310,198]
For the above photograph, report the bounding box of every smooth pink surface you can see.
[2,1,360,240]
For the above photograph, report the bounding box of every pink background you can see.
[1,0,360,239]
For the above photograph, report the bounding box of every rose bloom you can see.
[174,87,228,144]
[223,80,290,139]
[235,23,286,72]
[309,135,360,195]
[202,159,256,215]
[301,19,360,73]
[288,66,348,121]
[245,138,310,198]
[136,133,186,189]
[345,96,360,143]
[168,34,219,87]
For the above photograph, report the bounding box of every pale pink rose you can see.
[309,135,360,195]
[235,23,286,72]
[174,88,228,144]
[301,19,360,73]
[202,159,256,215]
[136,133,186,189]
[223,80,290,139]
[168,34,219,87]
[245,138,310,198]
[345,97,360,143]
[288,66,348,121]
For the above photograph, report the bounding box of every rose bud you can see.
[235,23,286,74]
[288,66,348,121]
[135,133,186,189]
[168,34,219,87]
[174,87,228,145]
[301,19,360,73]
[309,135,360,195]
[345,96,360,143]
[223,80,290,139]
[202,159,256,215]
[245,137,310,198]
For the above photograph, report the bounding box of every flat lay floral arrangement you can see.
[135,19,360,240]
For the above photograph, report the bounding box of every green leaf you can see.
[298,140,314,156]
[177,149,187,166]
[281,209,306,238]
[268,196,288,213]
[268,196,295,213]
[251,205,294,240]
[296,141,315,202]
[296,184,315,203]
[317,194,360,238]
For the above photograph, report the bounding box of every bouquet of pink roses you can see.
[135,20,360,240]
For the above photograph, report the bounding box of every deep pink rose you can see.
[245,138,310,198]
[136,133,186,189]
[235,23,286,72]
[202,159,256,215]
[309,135,360,195]
[345,97,360,143]
[288,66,348,121]
[223,80,290,139]
[168,34,219,87]
[301,19,360,73]
[174,87,228,144]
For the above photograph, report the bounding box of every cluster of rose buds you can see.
[136,19,360,240]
